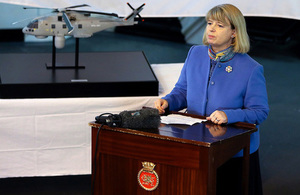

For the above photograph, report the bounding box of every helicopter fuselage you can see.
[22,3,144,49]
[22,11,135,38]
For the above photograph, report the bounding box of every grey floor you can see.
[250,38,300,194]
[0,29,300,195]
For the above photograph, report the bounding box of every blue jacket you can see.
[163,45,269,157]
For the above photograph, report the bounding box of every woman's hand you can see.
[206,110,228,124]
[154,99,169,114]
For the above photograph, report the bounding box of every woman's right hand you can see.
[154,99,169,114]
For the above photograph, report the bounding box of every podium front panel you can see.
[90,121,256,195]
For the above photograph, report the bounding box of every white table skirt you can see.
[0,63,183,178]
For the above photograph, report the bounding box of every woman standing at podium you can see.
[155,4,269,195]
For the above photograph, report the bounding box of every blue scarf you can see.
[208,45,235,62]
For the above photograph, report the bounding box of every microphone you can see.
[95,108,161,129]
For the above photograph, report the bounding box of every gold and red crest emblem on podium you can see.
[137,162,159,191]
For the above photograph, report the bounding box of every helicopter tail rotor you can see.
[125,3,145,21]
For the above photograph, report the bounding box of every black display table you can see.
[0,51,158,98]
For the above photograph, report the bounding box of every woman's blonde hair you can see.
[202,4,250,53]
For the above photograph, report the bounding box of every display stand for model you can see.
[45,37,84,69]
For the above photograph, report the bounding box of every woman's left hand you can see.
[206,110,228,124]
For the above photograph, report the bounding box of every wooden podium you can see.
[89,113,257,195]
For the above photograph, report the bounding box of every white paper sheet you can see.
[161,114,206,126]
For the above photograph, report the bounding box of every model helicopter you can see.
[22,3,145,49]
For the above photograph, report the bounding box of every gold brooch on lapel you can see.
[225,66,233,73]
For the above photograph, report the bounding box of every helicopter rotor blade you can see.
[65,4,90,10]
[23,4,90,12]
[125,13,134,20]
[61,11,74,34]
[137,3,146,10]
[75,10,119,17]
[54,4,90,12]
[23,6,48,10]
[137,14,143,20]
[137,3,145,20]
[13,12,55,26]
[127,2,135,10]
[12,16,35,25]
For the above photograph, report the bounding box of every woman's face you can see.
[206,17,235,52]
